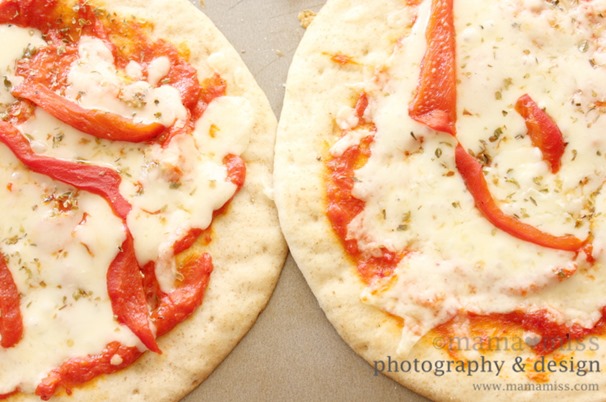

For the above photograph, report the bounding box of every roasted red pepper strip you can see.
[0,122,131,219]
[355,93,369,120]
[15,46,79,97]
[12,82,165,143]
[224,154,246,189]
[515,93,566,173]
[160,74,227,146]
[166,59,200,112]
[152,253,213,335]
[455,144,584,251]
[409,0,457,135]
[107,233,160,353]
[172,229,204,255]
[0,389,19,400]
[35,341,142,400]
[0,253,22,348]
[141,261,163,310]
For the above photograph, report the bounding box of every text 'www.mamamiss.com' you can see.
[472,382,599,392]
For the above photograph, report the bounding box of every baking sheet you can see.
[183,1,428,401]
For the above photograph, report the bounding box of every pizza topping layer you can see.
[455,142,585,252]
[0,135,139,394]
[326,0,606,355]
[514,93,566,174]
[0,254,22,349]
[65,36,186,128]
[0,1,252,397]
[408,0,456,136]
[0,24,46,109]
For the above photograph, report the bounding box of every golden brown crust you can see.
[274,0,606,401]
[7,0,287,400]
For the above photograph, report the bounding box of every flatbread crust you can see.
[6,0,287,400]
[275,1,606,401]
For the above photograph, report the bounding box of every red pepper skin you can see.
[0,253,23,348]
[152,253,213,335]
[515,94,566,173]
[141,261,163,310]
[455,144,584,251]
[172,228,203,255]
[0,121,131,220]
[35,341,142,401]
[354,93,369,120]
[160,74,227,147]
[12,82,165,143]
[166,59,200,112]
[107,233,160,353]
[14,44,81,97]
[409,0,457,135]
[0,389,19,400]
[224,154,246,189]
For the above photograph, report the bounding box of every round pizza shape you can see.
[275,0,606,400]
[0,0,286,400]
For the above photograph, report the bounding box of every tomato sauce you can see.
[325,93,404,284]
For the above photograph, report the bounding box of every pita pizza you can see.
[276,0,606,400]
[0,0,286,400]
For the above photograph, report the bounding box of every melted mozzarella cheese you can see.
[338,0,606,354]
[128,96,253,291]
